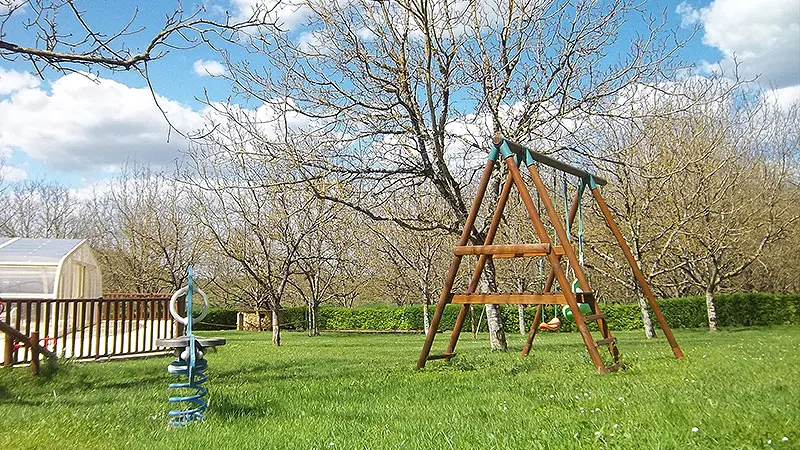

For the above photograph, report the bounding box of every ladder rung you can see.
[427,353,456,361]
[595,337,616,346]
[605,362,622,373]
[453,244,551,258]
[451,292,596,305]
[451,293,568,305]
[584,313,606,321]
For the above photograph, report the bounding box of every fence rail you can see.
[1,297,180,367]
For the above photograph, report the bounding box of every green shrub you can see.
[282,307,307,330]
[195,307,238,330]
[197,293,800,333]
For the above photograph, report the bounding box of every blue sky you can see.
[0,0,797,194]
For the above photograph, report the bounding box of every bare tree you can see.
[669,108,799,331]
[83,165,206,293]
[185,138,327,346]
[288,195,353,336]
[209,0,693,351]
[0,0,275,75]
[366,191,453,334]
[0,179,78,238]
[589,84,799,332]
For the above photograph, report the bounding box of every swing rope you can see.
[576,178,586,266]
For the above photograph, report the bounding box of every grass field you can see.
[1,326,798,449]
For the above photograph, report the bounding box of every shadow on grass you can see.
[94,374,166,390]
[210,391,280,421]
[212,357,369,384]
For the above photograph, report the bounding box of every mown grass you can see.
[1,326,798,449]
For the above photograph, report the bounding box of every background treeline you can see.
[196,293,800,332]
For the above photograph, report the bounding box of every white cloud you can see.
[675,2,702,27]
[229,0,312,30]
[762,85,800,111]
[0,68,41,95]
[677,0,800,88]
[69,177,115,201]
[0,72,205,172]
[0,0,26,14]
[0,165,27,182]
[193,59,227,77]
[297,31,328,53]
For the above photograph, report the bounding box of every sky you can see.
[0,0,798,194]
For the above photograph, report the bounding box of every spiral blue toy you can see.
[157,266,225,427]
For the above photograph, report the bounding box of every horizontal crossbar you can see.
[427,353,456,361]
[453,244,556,257]
[493,134,608,186]
[596,337,616,346]
[450,292,594,305]
[453,244,565,258]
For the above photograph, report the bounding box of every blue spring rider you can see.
[156,266,225,426]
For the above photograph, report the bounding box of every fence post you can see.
[30,331,40,375]
[3,336,14,368]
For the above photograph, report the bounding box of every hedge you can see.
[193,307,238,331]
[197,293,800,332]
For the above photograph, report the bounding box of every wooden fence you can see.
[1,297,179,367]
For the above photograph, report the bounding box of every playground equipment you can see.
[537,316,561,331]
[156,267,225,426]
[418,134,684,373]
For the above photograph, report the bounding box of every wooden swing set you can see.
[417,134,684,373]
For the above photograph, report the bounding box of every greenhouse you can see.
[0,237,102,299]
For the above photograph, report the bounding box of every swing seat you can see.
[538,317,561,331]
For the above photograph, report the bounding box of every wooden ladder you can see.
[418,135,682,373]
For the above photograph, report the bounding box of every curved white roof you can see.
[0,237,85,265]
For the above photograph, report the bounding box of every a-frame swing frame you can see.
[417,134,684,373]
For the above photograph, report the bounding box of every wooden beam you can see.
[521,304,544,357]
[417,158,497,369]
[0,321,57,361]
[590,186,684,359]
[30,331,39,375]
[453,243,551,257]
[446,171,516,356]
[523,162,609,373]
[451,292,594,305]
[493,134,608,186]
[453,244,566,258]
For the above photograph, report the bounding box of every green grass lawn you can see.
[1,326,798,449]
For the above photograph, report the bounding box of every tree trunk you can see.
[479,170,507,351]
[311,302,319,336]
[307,300,313,337]
[485,304,506,350]
[422,299,430,336]
[636,292,656,338]
[482,260,506,351]
[271,309,281,345]
[705,288,718,332]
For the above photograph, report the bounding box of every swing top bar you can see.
[492,133,608,186]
